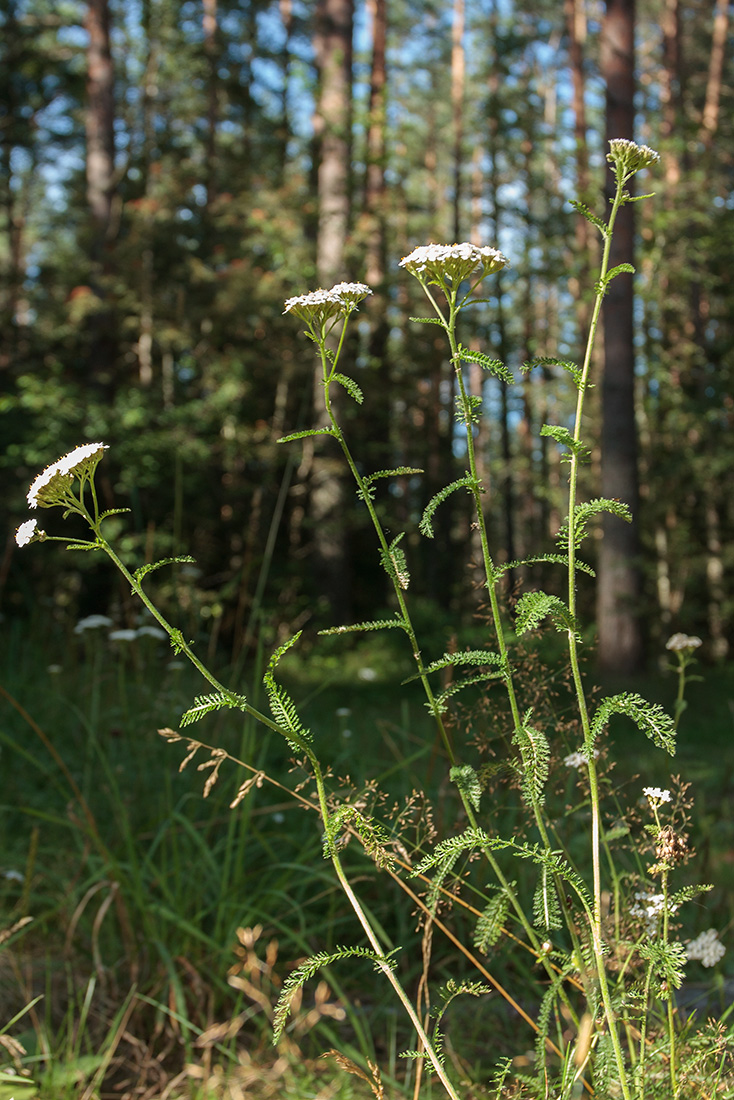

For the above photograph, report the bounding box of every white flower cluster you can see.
[284,282,371,321]
[630,888,679,935]
[643,786,672,804]
[607,139,660,174]
[666,633,702,652]
[26,442,108,508]
[74,615,167,642]
[564,748,600,769]
[685,928,725,968]
[399,242,508,283]
[15,517,43,547]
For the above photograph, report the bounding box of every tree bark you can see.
[310,0,354,622]
[598,0,644,674]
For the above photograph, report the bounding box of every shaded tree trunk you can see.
[310,0,354,622]
[597,0,644,674]
[85,0,117,383]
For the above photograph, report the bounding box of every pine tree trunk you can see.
[597,0,644,674]
[85,0,117,383]
[310,0,354,622]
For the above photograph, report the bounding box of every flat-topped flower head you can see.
[399,242,508,289]
[27,442,108,509]
[666,632,702,652]
[284,282,371,326]
[607,139,660,177]
[643,786,672,805]
[685,928,725,968]
[15,518,44,547]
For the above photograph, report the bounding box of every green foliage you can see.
[379,532,410,590]
[180,690,247,727]
[473,890,511,953]
[539,423,589,461]
[514,590,576,636]
[318,616,408,636]
[556,498,633,550]
[263,633,312,751]
[333,373,364,404]
[511,714,551,808]
[133,555,197,586]
[450,764,482,811]
[272,946,398,1045]
[590,693,676,755]
[453,345,514,385]
[419,475,479,538]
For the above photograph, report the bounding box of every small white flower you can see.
[27,442,108,508]
[564,751,587,769]
[335,708,352,718]
[15,518,42,546]
[630,888,679,935]
[108,629,137,642]
[342,729,353,739]
[358,667,377,682]
[643,786,672,803]
[136,625,168,640]
[666,633,702,652]
[3,869,24,882]
[685,928,725,968]
[74,614,114,634]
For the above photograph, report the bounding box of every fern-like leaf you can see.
[419,649,504,676]
[319,616,408,637]
[453,344,514,384]
[474,890,510,952]
[512,715,550,807]
[98,507,132,521]
[277,427,337,444]
[532,866,562,931]
[420,475,478,538]
[180,691,247,727]
[590,693,676,755]
[539,424,589,461]
[263,633,312,750]
[380,532,410,590]
[134,555,197,585]
[599,262,635,294]
[557,497,632,550]
[493,553,595,579]
[569,198,608,235]
[273,946,397,1044]
[409,315,447,327]
[362,466,424,486]
[450,764,482,812]
[515,590,575,636]
[432,670,506,713]
[332,372,364,404]
[521,356,582,387]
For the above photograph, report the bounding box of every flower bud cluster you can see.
[607,139,660,176]
[283,282,372,324]
[26,442,108,509]
[665,633,702,652]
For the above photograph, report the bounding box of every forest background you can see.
[1,0,732,673]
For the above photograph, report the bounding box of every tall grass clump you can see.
[9,140,733,1098]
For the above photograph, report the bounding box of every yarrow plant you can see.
[14,140,731,1099]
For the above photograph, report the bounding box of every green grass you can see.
[2,617,734,1097]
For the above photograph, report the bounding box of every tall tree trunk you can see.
[597,0,644,674]
[310,0,354,622]
[85,0,115,254]
[451,0,465,242]
[203,0,218,206]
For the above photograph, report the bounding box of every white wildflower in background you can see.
[607,139,660,175]
[74,614,114,634]
[284,282,371,324]
[399,242,508,286]
[27,442,108,508]
[15,518,43,547]
[643,786,672,804]
[3,869,24,883]
[685,929,725,968]
[136,625,168,640]
[666,633,702,652]
[358,667,377,682]
[108,629,137,642]
[630,888,679,935]
[564,749,600,769]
